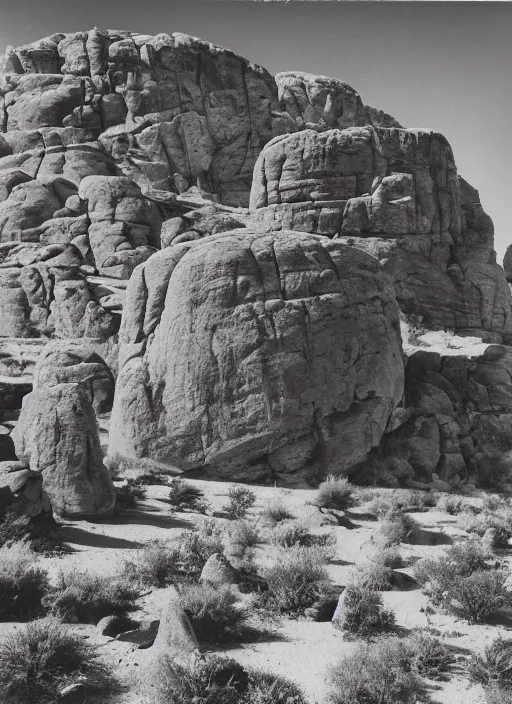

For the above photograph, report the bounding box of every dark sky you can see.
[0,1,510,259]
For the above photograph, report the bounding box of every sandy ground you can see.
[7,479,512,704]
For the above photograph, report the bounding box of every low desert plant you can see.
[449,569,511,623]
[115,478,147,509]
[124,539,180,587]
[154,653,249,704]
[435,494,477,515]
[468,637,512,688]
[270,520,313,548]
[225,520,261,558]
[458,510,512,549]
[378,509,418,546]
[0,512,32,547]
[350,559,394,592]
[312,476,353,511]
[0,541,49,621]
[260,498,294,526]
[262,545,331,615]
[223,486,256,520]
[179,583,249,644]
[333,585,395,636]
[0,615,108,703]
[327,638,422,704]
[243,669,308,704]
[45,570,139,623]
[106,452,166,483]
[168,478,210,514]
[409,632,455,680]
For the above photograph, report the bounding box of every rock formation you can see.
[109,229,404,482]
[0,26,510,498]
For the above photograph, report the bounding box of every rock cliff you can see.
[0,28,510,503]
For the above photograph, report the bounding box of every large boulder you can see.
[249,127,511,339]
[12,382,115,517]
[108,229,404,482]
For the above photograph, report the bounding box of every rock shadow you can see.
[59,526,142,549]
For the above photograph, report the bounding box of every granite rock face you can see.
[12,341,115,517]
[109,229,404,483]
[249,127,511,339]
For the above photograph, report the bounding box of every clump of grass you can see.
[106,452,166,483]
[0,615,110,703]
[45,570,140,623]
[350,559,394,592]
[154,653,308,704]
[223,486,256,520]
[414,540,511,622]
[378,509,418,546]
[125,520,225,586]
[0,541,49,621]
[312,476,353,511]
[179,583,249,644]
[262,545,331,616]
[115,478,147,509]
[168,478,210,514]
[327,638,422,704]
[225,520,260,559]
[409,632,455,680]
[260,499,294,526]
[468,637,512,688]
[333,585,395,636]
[435,494,478,515]
[458,510,512,549]
[270,520,313,548]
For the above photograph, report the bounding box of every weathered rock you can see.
[96,614,139,637]
[116,619,160,648]
[12,382,116,517]
[249,127,512,338]
[109,229,404,482]
[151,586,200,660]
[200,553,239,587]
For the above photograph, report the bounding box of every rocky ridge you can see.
[0,29,510,516]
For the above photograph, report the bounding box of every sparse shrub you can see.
[379,546,404,569]
[45,570,139,623]
[435,494,474,515]
[0,512,32,547]
[168,478,210,514]
[312,476,353,511]
[448,569,511,623]
[0,615,107,703]
[115,478,147,509]
[350,559,394,592]
[270,520,312,548]
[328,638,422,704]
[482,494,510,512]
[243,669,308,704]
[262,545,331,615]
[409,632,455,680]
[260,499,294,526]
[0,541,49,621]
[125,521,225,586]
[226,520,261,557]
[223,485,256,520]
[378,509,417,546]
[458,510,512,548]
[179,583,249,644]
[468,637,512,688]
[124,539,180,587]
[155,653,248,704]
[106,452,166,483]
[333,585,395,636]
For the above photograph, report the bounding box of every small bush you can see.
[378,509,417,546]
[379,546,404,569]
[350,560,394,592]
[223,486,256,520]
[409,632,455,680]
[45,570,139,623]
[179,583,249,644]
[313,476,353,511]
[262,545,331,615]
[0,512,32,547]
[260,499,294,526]
[155,653,248,704]
[449,569,511,623]
[168,478,209,514]
[106,452,166,483]
[0,541,49,621]
[333,585,395,636]
[115,478,147,509]
[436,494,476,515]
[270,520,313,548]
[482,494,510,512]
[124,539,180,587]
[468,637,512,688]
[458,510,512,549]
[178,520,226,577]
[225,520,261,558]
[243,669,308,704]
[328,638,422,704]
[0,615,107,703]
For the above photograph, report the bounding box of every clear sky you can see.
[0,1,510,261]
